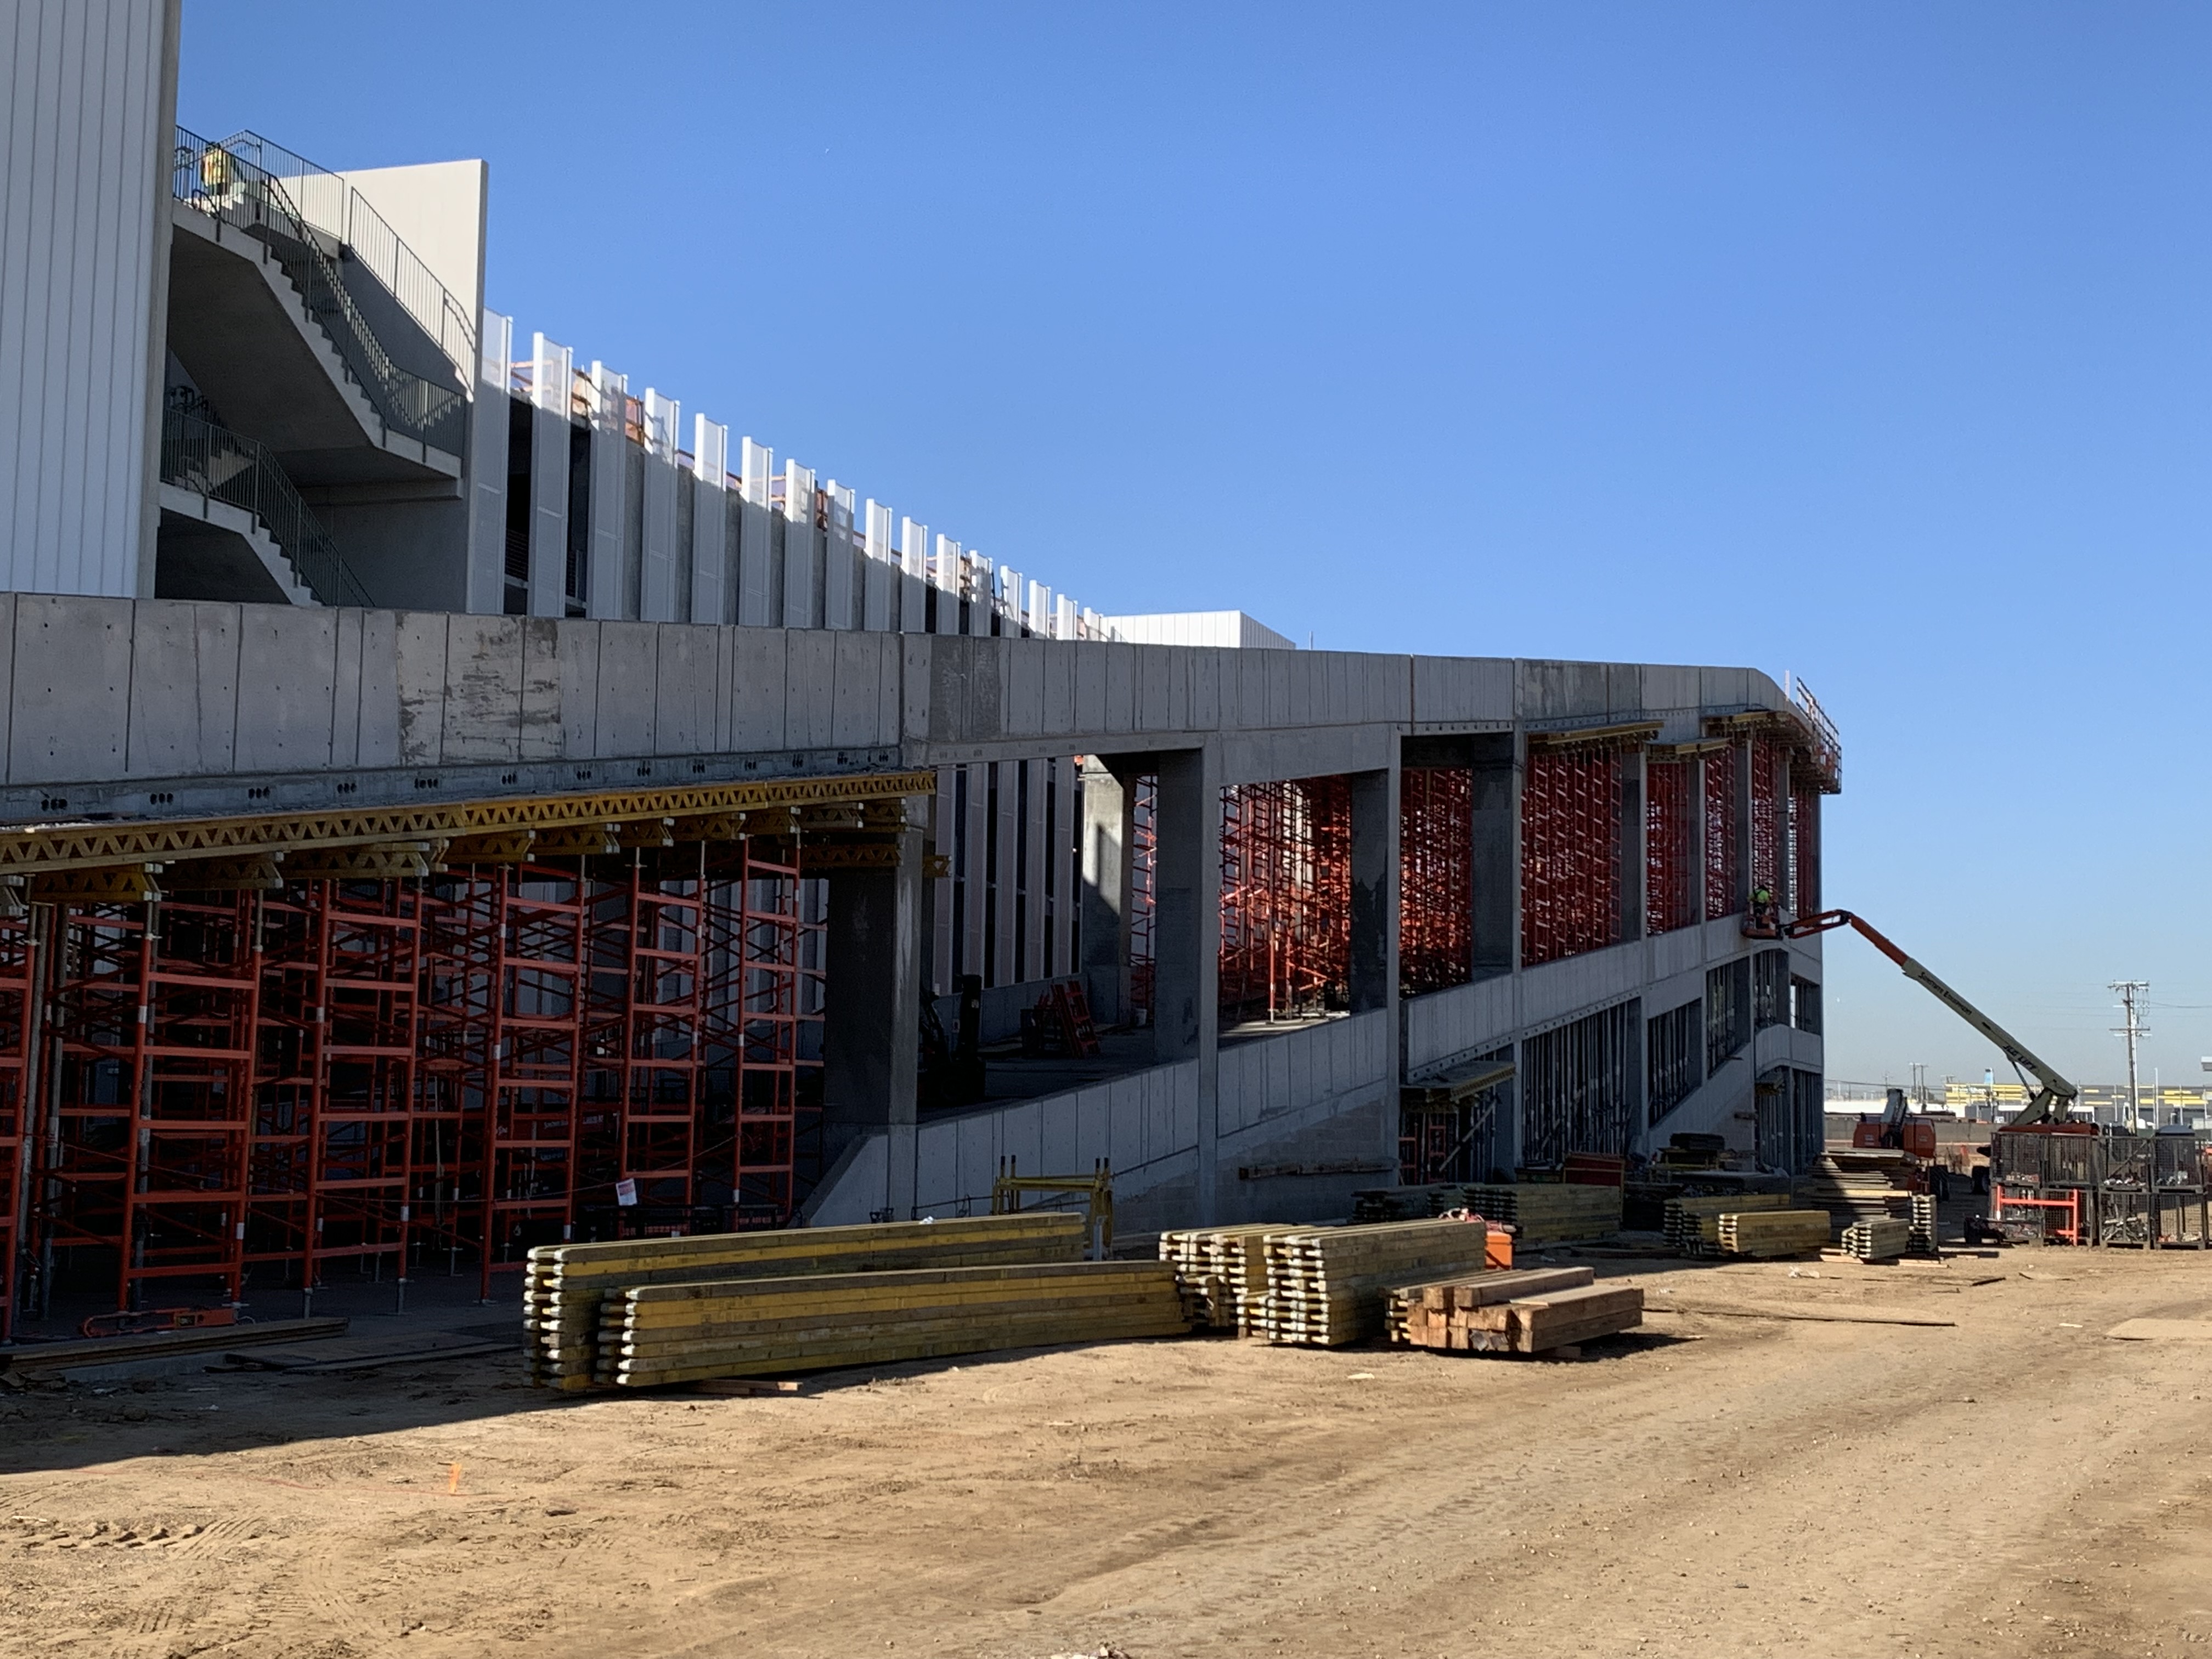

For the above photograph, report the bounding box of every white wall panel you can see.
[0,0,174,598]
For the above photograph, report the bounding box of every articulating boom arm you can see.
[1782,909,2080,1126]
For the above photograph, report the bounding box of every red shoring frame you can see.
[1218,777,1350,1024]
[1521,746,1623,967]
[1399,766,1473,998]
[1126,776,1156,1022]
[1644,758,1695,936]
[1790,783,1821,918]
[1749,737,1785,902]
[0,916,38,1340]
[1702,745,1739,922]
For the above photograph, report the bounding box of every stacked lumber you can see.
[524,1214,1086,1390]
[1455,1183,1623,1244]
[1839,1216,1911,1262]
[1158,1223,1290,1332]
[1909,1193,1938,1254]
[594,1261,1188,1388]
[1662,1193,1792,1256]
[1385,1265,1594,1344]
[1352,1184,1472,1223]
[1714,1209,1834,1259]
[1258,1218,1499,1346]
[1797,1154,1915,1233]
[1389,1268,1641,1355]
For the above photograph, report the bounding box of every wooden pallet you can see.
[525,1213,1086,1389]
[593,1261,1188,1388]
[1714,1209,1834,1259]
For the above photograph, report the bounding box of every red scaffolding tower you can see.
[1749,736,1785,901]
[1702,744,1739,922]
[1645,758,1695,935]
[1399,767,1472,997]
[0,916,37,1341]
[1218,776,1351,1024]
[1522,743,1625,967]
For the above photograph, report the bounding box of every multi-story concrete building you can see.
[0,1,1837,1330]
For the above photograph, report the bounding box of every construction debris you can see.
[592,1261,1188,1388]
[0,1316,348,1378]
[525,1213,1087,1389]
[1714,1210,1834,1259]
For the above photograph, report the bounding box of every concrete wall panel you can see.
[727,627,788,752]
[828,630,881,748]
[436,614,522,764]
[328,607,362,770]
[123,599,235,777]
[654,622,718,756]
[592,623,657,755]
[552,620,600,758]
[233,607,339,774]
[1005,639,1043,737]
[10,596,131,782]
[353,609,401,770]
[785,631,837,749]
[516,617,564,761]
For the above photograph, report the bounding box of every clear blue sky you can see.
[182,2,2211,1091]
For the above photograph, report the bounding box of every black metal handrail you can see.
[160,409,374,607]
[172,125,464,454]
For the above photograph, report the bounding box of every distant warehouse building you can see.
[0,0,1838,1332]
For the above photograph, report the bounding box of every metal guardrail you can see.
[160,408,374,607]
[172,126,464,454]
[213,128,476,375]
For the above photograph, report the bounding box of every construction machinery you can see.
[1760,909,2080,1127]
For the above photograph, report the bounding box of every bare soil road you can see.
[5,1250,2210,1659]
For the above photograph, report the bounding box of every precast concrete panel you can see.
[781,518,819,630]
[823,523,856,630]
[781,631,837,749]
[653,623,719,756]
[329,608,364,770]
[689,473,728,624]
[862,551,894,633]
[1699,667,1753,711]
[828,631,882,748]
[725,627,788,753]
[552,618,602,757]
[517,615,564,760]
[391,611,450,766]
[122,599,235,778]
[352,609,402,770]
[435,613,525,764]
[585,373,627,620]
[526,403,568,618]
[591,622,657,755]
[233,608,340,775]
[1004,639,1043,737]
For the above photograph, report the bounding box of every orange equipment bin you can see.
[1486,1228,1514,1270]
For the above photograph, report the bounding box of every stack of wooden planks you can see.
[1387,1266,1642,1355]
[1662,1192,1792,1256]
[1455,1183,1623,1245]
[1909,1192,1938,1254]
[1352,1184,1473,1223]
[1797,1153,1915,1234]
[525,1213,1087,1390]
[1256,1218,1501,1346]
[1714,1209,1835,1259]
[1157,1223,1291,1332]
[592,1260,1188,1388]
[1839,1216,1912,1261]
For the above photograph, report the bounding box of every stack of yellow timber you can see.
[594,1261,1187,1388]
[1797,1153,1915,1233]
[1457,1183,1624,1244]
[1714,1209,1834,1259]
[1662,1193,1792,1256]
[1158,1224,1290,1332]
[1385,1265,1593,1345]
[1390,1268,1641,1355]
[1839,1216,1911,1262]
[1259,1218,1499,1346]
[1351,1184,1475,1223]
[524,1214,1085,1390]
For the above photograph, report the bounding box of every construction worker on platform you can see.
[1749,883,1779,934]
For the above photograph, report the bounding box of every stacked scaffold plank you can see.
[594,1260,1188,1388]
[524,1213,1086,1390]
[1797,1153,1915,1233]
[1662,1193,1792,1256]
[1157,1223,1291,1332]
[1351,1184,1477,1223]
[1909,1193,1938,1254]
[1839,1216,1912,1262]
[1714,1209,1835,1259]
[1387,1266,1642,1355]
[1455,1183,1623,1245]
[1257,1218,1501,1346]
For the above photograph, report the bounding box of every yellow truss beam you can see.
[0,770,935,875]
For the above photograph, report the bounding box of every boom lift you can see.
[1767,909,2080,1128]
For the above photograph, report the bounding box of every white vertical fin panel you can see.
[465,308,512,614]
[899,517,928,631]
[527,332,572,617]
[586,362,627,619]
[690,413,728,623]
[639,387,680,622]
[822,479,856,629]
[781,459,817,628]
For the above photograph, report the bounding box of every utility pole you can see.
[2111,980,2151,1130]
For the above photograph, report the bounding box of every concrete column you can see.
[1347,767,1397,1015]
[820,828,926,1220]
[1470,738,1516,979]
[1152,748,1220,1216]
[1079,760,1135,1025]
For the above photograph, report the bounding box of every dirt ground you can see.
[5,1248,2212,1659]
